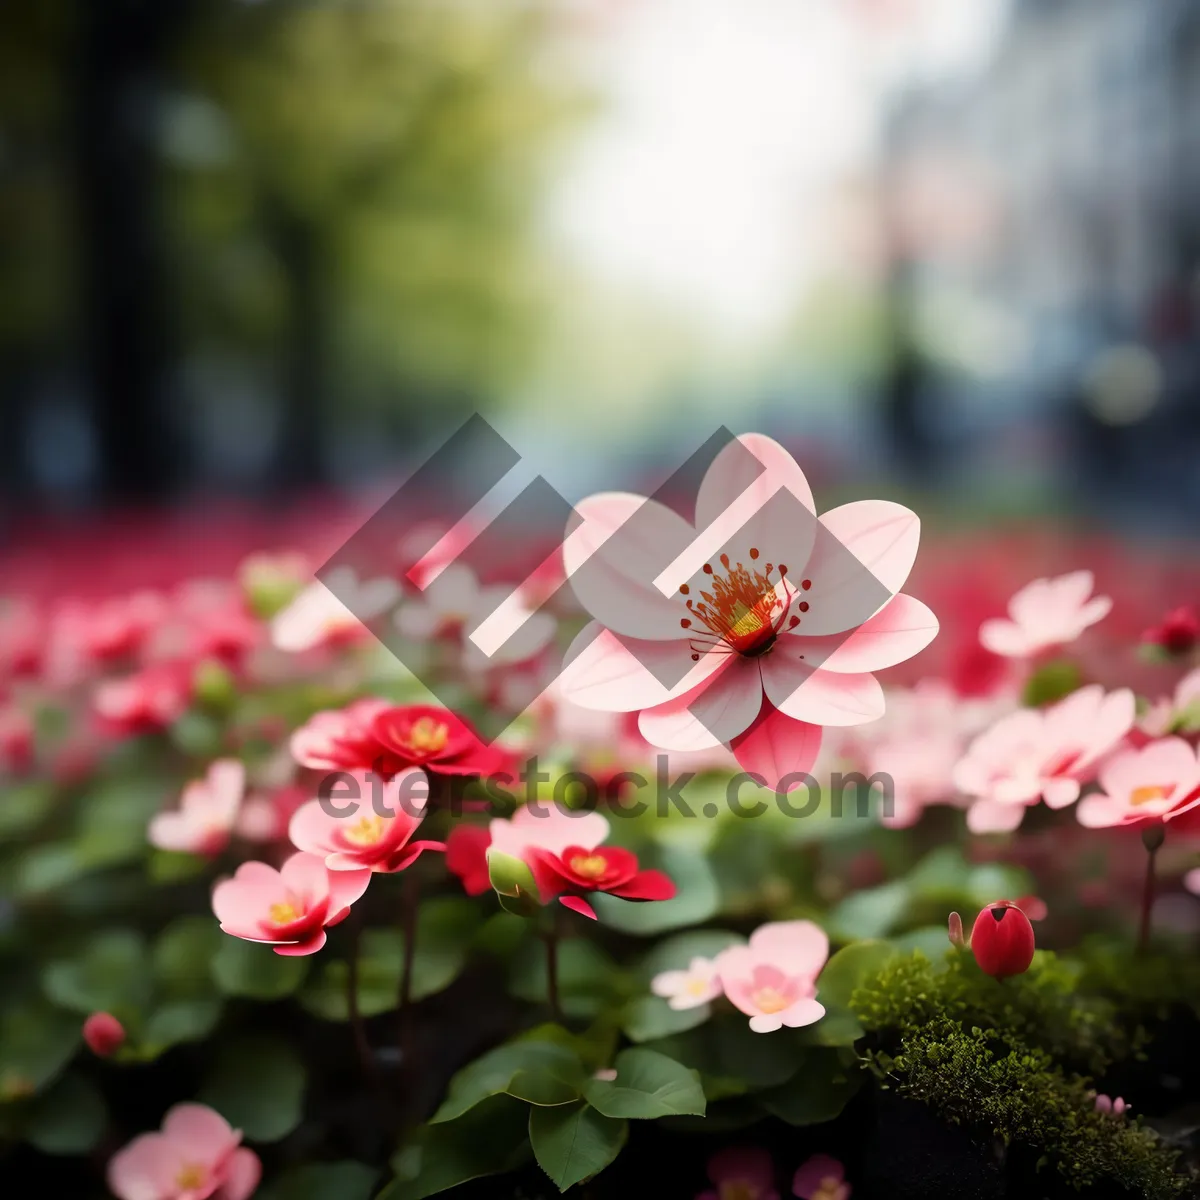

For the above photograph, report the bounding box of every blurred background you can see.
[3,0,1200,548]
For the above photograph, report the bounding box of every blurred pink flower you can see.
[0,706,34,776]
[714,920,828,1033]
[953,685,1135,833]
[288,767,444,872]
[94,661,193,736]
[289,698,393,773]
[1076,738,1200,829]
[270,565,399,653]
[1140,667,1200,737]
[149,759,246,856]
[979,570,1111,658]
[560,433,937,792]
[697,1146,779,1200]
[107,1103,260,1200]
[1094,1093,1129,1117]
[651,956,722,1010]
[793,1153,851,1200]
[212,851,370,956]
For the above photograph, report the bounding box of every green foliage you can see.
[258,1161,378,1200]
[1077,935,1200,1021]
[1022,659,1083,707]
[582,1048,705,1119]
[869,1017,1186,1199]
[528,1101,628,1191]
[197,1033,306,1143]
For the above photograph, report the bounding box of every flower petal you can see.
[559,894,598,920]
[761,648,885,727]
[793,593,939,673]
[729,705,822,793]
[608,869,676,901]
[966,799,1026,834]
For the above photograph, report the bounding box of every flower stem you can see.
[1137,823,1165,956]
[544,909,563,1024]
[346,912,373,1077]
[397,871,420,1059]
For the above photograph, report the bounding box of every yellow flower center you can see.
[812,1180,843,1200]
[685,977,711,996]
[345,814,386,845]
[176,1163,208,1189]
[403,716,449,754]
[569,853,608,879]
[719,1183,758,1200]
[751,986,790,1014]
[1131,784,1173,807]
[269,900,301,924]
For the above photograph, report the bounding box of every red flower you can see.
[445,824,492,895]
[83,1012,125,1057]
[1143,606,1200,657]
[529,844,675,920]
[93,662,192,737]
[970,900,1035,978]
[369,704,505,778]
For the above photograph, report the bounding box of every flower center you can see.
[402,716,449,755]
[1130,783,1173,807]
[569,853,608,880]
[812,1179,844,1200]
[679,550,809,660]
[719,1183,759,1200]
[685,977,711,996]
[269,899,302,924]
[345,814,386,845]
[751,985,790,1014]
[176,1163,208,1189]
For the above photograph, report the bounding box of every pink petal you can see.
[729,706,822,793]
[760,650,885,727]
[779,997,825,1028]
[751,920,828,975]
[287,800,340,858]
[161,1103,239,1165]
[562,492,696,640]
[107,1134,182,1200]
[638,682,728,752]
[1076,795,1126,829]
[794,1153,845,1199]
[279,852,332,907]
[148,811,201,854]
[1042,778,1080,809]
[216,1148,262,1200]
[979,618,1036,658]
[559,895,598,919]
[693,433,817,569]
[326,866,372,914]
[1077,594,1113,628]
[645,656,763,746]
[274,930,327,956]
[608,869,676,901]
[798,500,920,635]
[795,594,938,674]
[966,800,1026,834]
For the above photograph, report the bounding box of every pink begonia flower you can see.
[953,685,1135,834]
[288,767,445,872]
[270,565,399,653]
[1186,867,1200,897]
[212,851,370,956]
[558,433,938,792]
[395,562,554,669]
[1075,738,1200,829]
[651,956,722,1010]
[1094,1094,1129,1117]
[94,661,193,736]
[978,570,1111,658]
[486,805,673,920]
[107,1103,260,1200]
[713,920,828,1033]
[793,1154,851,1200]
[697,1145,780,1200]
[289,697,393,773]
[1140,667,1200,737]
[149,760,246,856]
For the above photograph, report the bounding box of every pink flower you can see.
[83,1012,125,1057]
[1094,1093,1129,1117]
[106,1103,260,1200]
[234,785,307,844]
[288,768,445,872]
[487,806,674,919]
[1140,667,1200,737]
[270,565,399,653]
[445,823,492,895]
[290,698,393,773]
[149,760,246,856]
[1185,867,1200,897]
[1076,738,1200,829]
[0,705,34,776]
[94,662,193,736]
[651,956,722,1010]
[697,1146,780,1200]
[953,685,1135,833]
[979,570,1111,658]
[713,920,828,1033]
[211,851,370,956]
[559,433,938,792]
[793,1154,851,1200]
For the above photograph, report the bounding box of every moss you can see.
[850,950,1190,1198]
[1077,936,1200,1023]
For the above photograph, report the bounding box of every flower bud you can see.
[83,1011,125,1057]
[970,900,1035,978]
[948,911,965,948]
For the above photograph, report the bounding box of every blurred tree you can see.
[170,0,578,488]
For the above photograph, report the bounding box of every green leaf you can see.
[259,1162,378,1200]
[24,1072,107,1154]
[620,995,711,1043]
[509,938,624,1020]
[211,938,308,1000]
[140,999,222,1054]
[529,1102,627,1191]
[710,1016,808,1089]
[816,940,897,1008]
[74,779,164,869]
[0,1003,80,1098]
[431,1039,586,1124]
[384,1095,531,1199]
[0,782,53,841]
[197,1035,306,1143]
[889,926,953,963]
[583,1048,706,1119]
[41,929,151,1015]
[827,882,909,940]
[149,849,210,884]
[758,1048,862,1125]
[154,917,224,999]
[1022,658,1081,707]
[592,846,718,934]
[12,843,84,896]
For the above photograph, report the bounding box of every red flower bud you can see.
[83,1011,125,1057]
[970,900,1035,978]
[1143,606,1200,657]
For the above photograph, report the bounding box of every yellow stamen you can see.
[685,977,711,996]
[1131,784,1172,807]
[403,717,449,754]
[345,814,386,845]
[569,853,608,880]
[719,1183,757,1200]
[269,900,301,924]
[176,1164,207,1189]
[751,986,790,1014]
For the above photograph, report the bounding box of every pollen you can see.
[176,1164,208,1189]
[401,716,449,755]
[268,899,302,924]
[569,853,608,880]
[683,551,799,657]
[751,986,790,1014]
[345,814,386,845]
[1130,784,1173,807]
